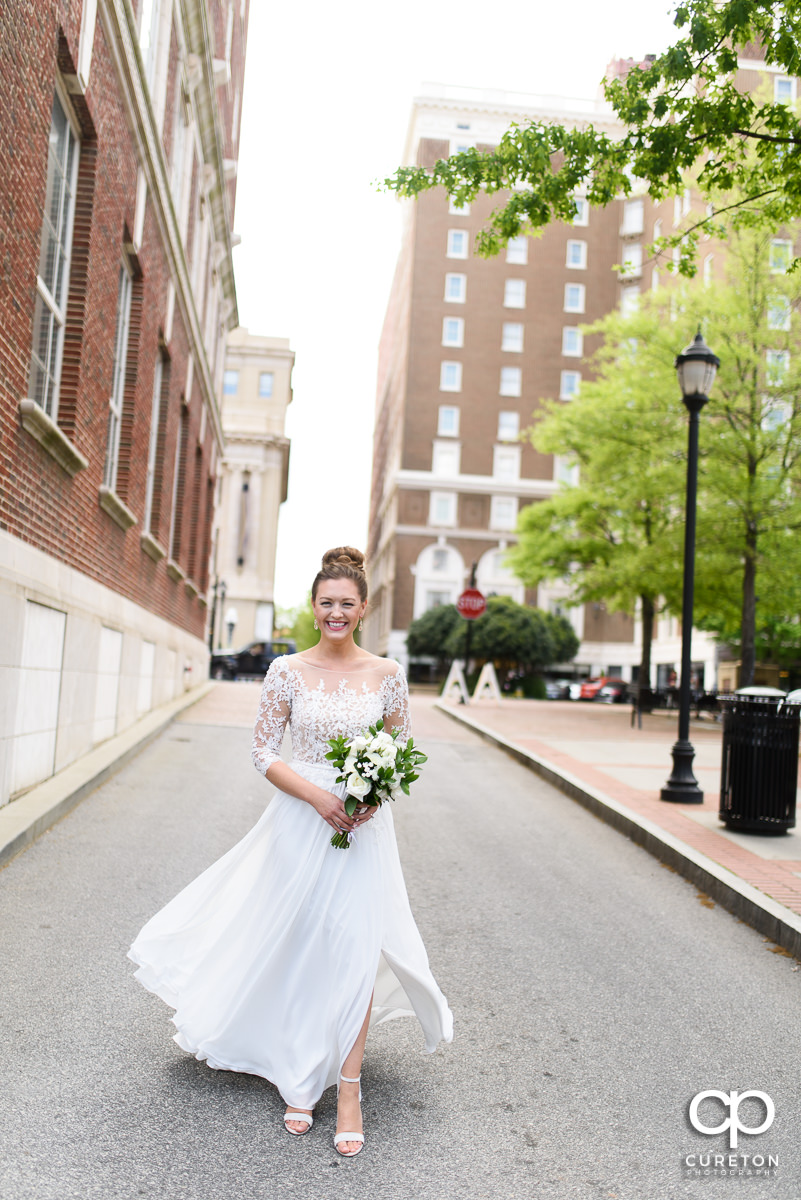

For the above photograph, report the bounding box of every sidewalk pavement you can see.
[433,694,801,959]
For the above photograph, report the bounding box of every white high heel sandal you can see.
[334,1073,364,1157]
[283,1109,313,1136]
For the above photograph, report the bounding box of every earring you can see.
[313,618,318,630]
[359,618,363,632]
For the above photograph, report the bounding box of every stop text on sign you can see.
[456,589,486,620]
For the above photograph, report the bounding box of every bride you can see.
[129,546,453,1157]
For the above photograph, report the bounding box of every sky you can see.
[232,0,681,611]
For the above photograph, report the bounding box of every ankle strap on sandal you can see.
[339,1073,361,1084]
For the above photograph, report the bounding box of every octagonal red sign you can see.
[456,588,486,620]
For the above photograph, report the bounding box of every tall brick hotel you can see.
[366,63,795,686]
[0,0,248,804]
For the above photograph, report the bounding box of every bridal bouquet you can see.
[325,719,427,849]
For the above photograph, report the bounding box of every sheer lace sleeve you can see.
[252,657,293,776]
[381,663,412,742]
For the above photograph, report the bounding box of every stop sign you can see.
[456,588,486,620]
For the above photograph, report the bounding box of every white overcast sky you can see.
[232,0,680,611]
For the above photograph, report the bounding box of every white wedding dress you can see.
[128,655,453,1109]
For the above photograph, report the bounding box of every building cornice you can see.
[98,0,229,453]
[396,469,558,499]
[395,524,520,543]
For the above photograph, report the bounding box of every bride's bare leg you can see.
[336,991,373,1154]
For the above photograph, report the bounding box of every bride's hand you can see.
[311,789,355,834]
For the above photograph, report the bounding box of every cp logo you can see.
[689,1090,775,1149]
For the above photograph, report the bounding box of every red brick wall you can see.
[0,4,239,642]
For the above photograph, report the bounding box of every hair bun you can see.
[321,546,365,573]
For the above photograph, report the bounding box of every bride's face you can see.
[312,579,365,643]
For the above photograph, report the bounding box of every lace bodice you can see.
[251,655,412,775]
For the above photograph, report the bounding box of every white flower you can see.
[346,772,371,799]
[373,731,395,750]
[343,752,359,775]
[351,736,369,753]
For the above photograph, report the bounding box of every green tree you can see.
[509,224,801,686]
[441,595,577,676]
[385,1,801,274]
[406,603,462,662]
[276,597,318,651]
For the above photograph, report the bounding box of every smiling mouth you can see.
[326,620,348,629]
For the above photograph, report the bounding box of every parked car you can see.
[596,679,629,703]
[210,639,296,681]
[580,675,625,701]
[545,679,573,700]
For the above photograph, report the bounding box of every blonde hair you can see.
[311,546,368,602]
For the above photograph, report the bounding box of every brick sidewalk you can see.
[434,696,801,921]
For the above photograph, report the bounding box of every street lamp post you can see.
[661,331,720,804]
[208,578,226,654]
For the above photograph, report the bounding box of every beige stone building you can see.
[211,328,294,648]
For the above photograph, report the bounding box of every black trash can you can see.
[719,691,801,833]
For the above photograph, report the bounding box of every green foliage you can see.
[406,603,462,659]
[277,597,318,651]
[385,0,801,274]
[438,595,577,673]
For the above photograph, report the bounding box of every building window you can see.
[497,411,520,441]
[554,455,579,487]
[425,589,451,608]
[504,279,526,308]
[703,255,714,286]
[449,198,471,215]
[621,244,642,279]
[566,240,587,269]
[447,229,468,258]
[499,366,522,396]
[258,371,274,397]
[429,491,457,527]
[432,440,461,477]
[223,369,239,395]
[573,197,589,226]
[564,283,585,313]
[444,273,467,303]
[622,198,644,235]
[502,322,524,352]
[620,286,640,317]
[138,0,161,88]
[490,495,518,531]
[438,405,460,436]
[432,547,449,571]
[768,296,791,331]
[506,236,528,265]
[28,93,80,420]
[560,370,581,399]
[442,317,464,347]
[652,267,660,291]
[770,239,792,273]
[653,218,663,242]
[562,327,583,357]
[144,355,164,533]
[493,445,521,480]
[103,264,134,492]
[767,350,790,386]
[439,361,462,392]
[776,76,796,103]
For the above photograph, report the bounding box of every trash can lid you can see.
[734,686,787,696]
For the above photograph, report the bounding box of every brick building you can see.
[365,64,796,686]
[0,0,248,805]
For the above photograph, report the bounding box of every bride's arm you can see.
[382,662,412,741]
[251,659,357,833]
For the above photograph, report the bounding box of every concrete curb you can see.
[435,700,801,960]
[0,682,215,870]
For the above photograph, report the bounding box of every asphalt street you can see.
[1,693,799,1200]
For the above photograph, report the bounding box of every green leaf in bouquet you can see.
[344,797,360,816]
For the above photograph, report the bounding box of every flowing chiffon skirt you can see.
[128,761,453,1109]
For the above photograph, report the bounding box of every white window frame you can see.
[439,361,462,392]
[444,273,466,303]
[442,316,464,348]
[490,495,518,531]
[501,322,524,352]
[560,370,581,400]
[505,236,528,265]
[620,244,643,279]
[775,76,796,104]
[429,491,457,527]
[768,296,791,332]
[621,198,644,236]
[499,366,522,397]
[259,371,274,398]
[770,239,792,274]
[566,240,587,269]
[28,90,81,421]
[564,283,586,313]
[492,445,521,480]
[766,349,790,386]
[561,327,583,357]
[143,354,163,533]
[703,254,714,286]
[620,286,640,317]
[572,197,589,226]
[437,405,460,437]
[223,368,238,395]
[504,279,526,308]
[446,229,469,259]
[554,455,579,487]
[432,440,461,477]
[103,262,133,492]
[497,411,520,441]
